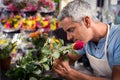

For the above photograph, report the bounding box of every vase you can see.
[0,56,11,70]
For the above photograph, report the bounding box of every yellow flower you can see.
[27,20,33,27]
[51,36,61,46]
[41,20,49,27]
[50,24,56,31]
[15,15,21,19]
[14,22,19,29]
[1,18,7,24]
[36,17,41,21]
[0,39,7,45]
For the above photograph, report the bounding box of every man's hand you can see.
[52,57,72,78]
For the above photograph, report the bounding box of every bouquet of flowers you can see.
[21,16,37,31]
[2,0,13,5]
[38,0,55,12]
[28,30,48,49]
[6,29,85,79]
[1,14,21,31]
[6,1,26,11]
[21,0,38,11]
[21,15,59,32]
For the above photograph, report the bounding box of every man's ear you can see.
[83,16,91,28]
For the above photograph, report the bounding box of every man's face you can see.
[61,17,90,42]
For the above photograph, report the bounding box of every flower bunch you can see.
[21,16,36,31]
[6,33,85,80]
[6,33,65,80]
[6,1,26,11]
[1,14,21,30]
[29,30,48,49]
[2,0,13,5]
[39,0,54,9]
[21,15,59,32]
[39,17,59,31]
[5,31,84,80]
[21,0,38,11]
[38,0,55,12]
[3,0,55,12]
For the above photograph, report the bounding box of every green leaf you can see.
[52,51,60,59]
[42,64,50,71]
[39,57,48,63]
[41,46,51,55]
[32,69,41,75]
[6,67,26,79]
[59,39,64,46]
[25,62,37,71]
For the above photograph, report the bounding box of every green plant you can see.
[0,41,16,59]
[6,31,76,80]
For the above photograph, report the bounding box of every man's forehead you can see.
[60,17,75,31]
[61,17,73,27]
[62,17,72,23]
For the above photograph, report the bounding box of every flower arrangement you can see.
[21,0,38,11]
[37,17,59,31]
[1,14,21,31]
[29,30,48,49]
[6,1,26,11]
[2,0,13,5]
[21,15,59,32]
[6,30,82,79]
[21,16,37,31]
[38,0,55,12]
[1,13,59,32]
[3,0,55,12]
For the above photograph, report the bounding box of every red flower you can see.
[73,41,84,50]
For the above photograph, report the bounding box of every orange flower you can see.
[29,33,36,38]
[34,33,39,38]
[35,30,41,35]
[29,31,41,39]
[43,33,48,36]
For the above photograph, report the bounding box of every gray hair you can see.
[57,0,99,23]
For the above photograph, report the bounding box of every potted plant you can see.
[0,40,16,70]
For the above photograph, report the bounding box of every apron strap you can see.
[104,24,110,58]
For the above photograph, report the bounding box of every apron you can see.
[86,25,112,78]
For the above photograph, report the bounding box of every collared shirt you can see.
[77,24,120,69]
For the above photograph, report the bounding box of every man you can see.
[52,0,120,80]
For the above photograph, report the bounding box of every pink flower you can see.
[73,41,84,50]
[7,3,18,11]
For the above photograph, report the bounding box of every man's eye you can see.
[68,28,75,32]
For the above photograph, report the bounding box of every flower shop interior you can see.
[0,0,120,80]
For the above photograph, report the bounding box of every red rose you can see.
[73,41,84,50]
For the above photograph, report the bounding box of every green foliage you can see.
[0,41,16,59]
[6,36,76,80]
